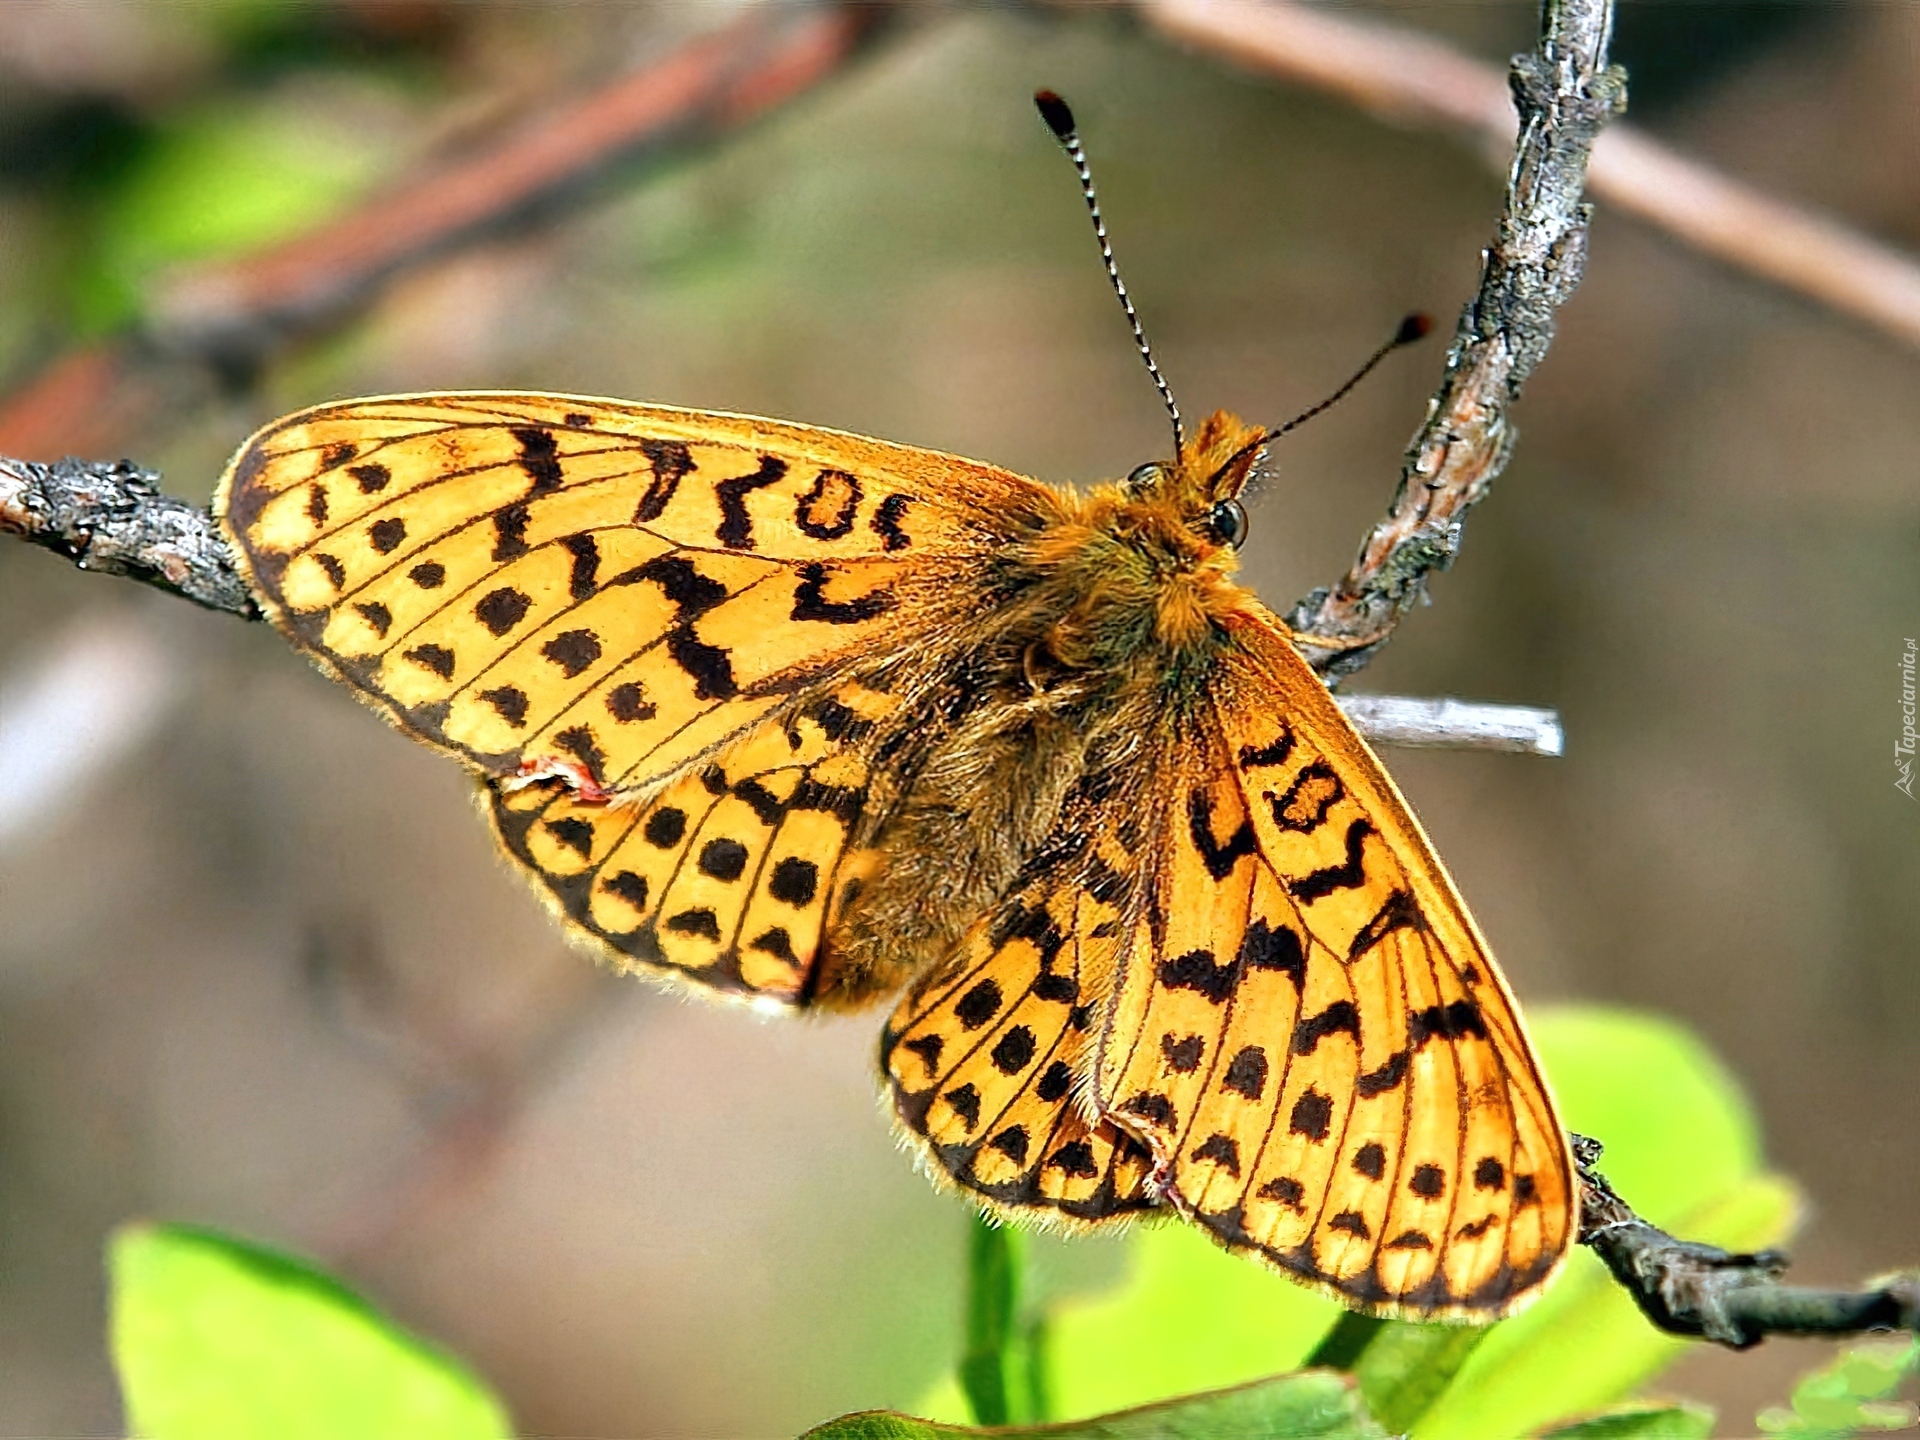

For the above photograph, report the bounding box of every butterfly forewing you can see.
[1092,611,1573,1318]
[216,394,1040,793]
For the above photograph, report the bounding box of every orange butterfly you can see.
[215,94,1573,1320]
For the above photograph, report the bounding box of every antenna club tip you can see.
[1034,89,1076,141]
[1396,312,1434,345]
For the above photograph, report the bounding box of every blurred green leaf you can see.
[1757,1336,1920,1438]
[803,1369,1383,1439]
[78,92,387,331]
[109,1222,510,1440]
[1349,1321,1488,1433]
[1536,1401,1717,1438]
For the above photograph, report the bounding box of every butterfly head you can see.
[1121,407,1269,553]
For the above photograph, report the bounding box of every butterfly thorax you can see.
[1009,408,1266,676]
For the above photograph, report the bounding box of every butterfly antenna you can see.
[1206,313,1435,491]
[1271,312,1432,440]
[1035,90,1184,455]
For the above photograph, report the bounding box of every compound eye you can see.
[1207,497,1249,549]
[1126,462,1165,491]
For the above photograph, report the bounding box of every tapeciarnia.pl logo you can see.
[1899,638,1917,800]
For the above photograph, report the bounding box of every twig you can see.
[0,3,896,461]
[1269,0,1623,676]
[0,472,1557,753]
[1333,694,1562,757]
[1137,0,1920,352]
[1575,1135,1920,1347]
[1,448,1556,754]
[0,455,257,618]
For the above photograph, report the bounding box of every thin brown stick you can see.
[1576,1135,1920,1346]
[1139,0,1920,353]
[1275,0,1625,673]
[0,3,896,461]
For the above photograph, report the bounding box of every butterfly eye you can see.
[1126,462,1165,491]
[1206,498,1249,549]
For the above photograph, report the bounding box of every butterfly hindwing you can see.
[1092,610,1574,1318]
[883,785,1161,1223]
[217,394,1048,795]
[490,681,899,1003]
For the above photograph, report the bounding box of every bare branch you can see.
[1576,1135,1920,1347]
[2,449,1564,754]
[0,3,898,462]
[0,455,257,618]
[1139,0,1920,352]
[1265,0,1623,676]
[1334,694,1563,757]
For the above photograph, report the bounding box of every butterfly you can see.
[213,94,1573,1322]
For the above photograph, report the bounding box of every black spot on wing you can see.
[1353,1143,1387,1180]
[1409,998,1487,1045]
[1188,788,1256,880]
[553,725,604,782]
[1237,725,1294,770]
[1289,1087,1334,1141]
[306,485,328,524]
[715,456,787,549]
[1291,1000,1360,1055]
[475,587,531,636]
[353,601,390,638]
[955,980,1002,1030]
[1222,1046,1268,1100]
[1157,948,1237,1005]
[542,629,602,678]
[409,560,446,589]
[606,682,655,722]
[404,644,454,679]
[562,532,601,600]
[768,857,818,907]
[348,461,389,493]
[634,439,695,522]
[544,816,594,859]
[1036,1061,1072,1102]
[369,517,407,554]
[1240,917,1305,989]
[1348,889,1423,962]
[510,425,564,494]
[902,1034,943,1077]
[1287,819,1375,901]
[1161,1033,1204,1074]
[492,502,530,560]
[1268,760,1344,833]
[644,807,687,848]
[480,686,528,727]
[1190,1134,1240,1176]
[1409,1164,1446,1198]
[794,467,860,540]
[870,492,912,550]
[1356,1050,1409,1097]
[791,563,895,624]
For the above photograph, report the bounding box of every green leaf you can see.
[1349,1321,1490,1434]
[1536,1401,1717,1438]
[802,1369,1384,1439]
[109,1222,511,1440]
[1409,1007,1800,1440]
[1042,1218,1342,1419]
[1757,1336,1920,1438]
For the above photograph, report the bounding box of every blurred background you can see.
[0,2,1914,1436]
